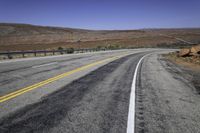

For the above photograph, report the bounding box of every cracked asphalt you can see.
[1,49,200,133]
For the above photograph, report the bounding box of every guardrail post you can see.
[44,51,46,56]
[7,53,12,59]
[22,52,25,58]
[34,51,37,57]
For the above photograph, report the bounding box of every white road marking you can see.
[32,62,58,68]
[126,54,149,133]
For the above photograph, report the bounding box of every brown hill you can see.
[0,23,200,51]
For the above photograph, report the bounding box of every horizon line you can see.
[1,22,200,31]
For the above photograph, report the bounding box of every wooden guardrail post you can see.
[7,52,12,59]
[22,51,25,58]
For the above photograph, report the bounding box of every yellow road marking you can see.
[0,54,129,103]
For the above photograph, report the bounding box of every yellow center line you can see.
[0,54,129,103]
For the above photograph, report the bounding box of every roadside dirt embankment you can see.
[167,44,200,67]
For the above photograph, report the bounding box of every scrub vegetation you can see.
[1,23,200,51]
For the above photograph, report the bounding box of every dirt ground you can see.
[1,23,200,51]
[164,54,200,93]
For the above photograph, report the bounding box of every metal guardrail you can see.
[0,49,106,59]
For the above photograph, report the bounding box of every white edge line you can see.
[126,54,150,133]
[32,62,58,68]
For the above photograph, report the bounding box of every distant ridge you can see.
[0,23,200,51]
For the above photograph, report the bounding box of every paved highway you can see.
[0,49,200,133]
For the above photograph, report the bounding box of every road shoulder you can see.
[135,52,200,133]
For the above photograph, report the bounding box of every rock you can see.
[191,45,200,54]
[179,48,190,57]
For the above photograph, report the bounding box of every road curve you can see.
[1,49,198,133]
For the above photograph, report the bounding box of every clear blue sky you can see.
[0,0,200,30]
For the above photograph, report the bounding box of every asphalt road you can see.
[0,49,199,133]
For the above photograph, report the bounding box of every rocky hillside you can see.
[0,23,200,51]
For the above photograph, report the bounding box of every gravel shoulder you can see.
[165,54,200,93]
[136,53,200,133]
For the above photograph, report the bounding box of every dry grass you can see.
[1,23,200,51]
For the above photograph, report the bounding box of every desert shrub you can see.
[57,47,64,54]
[8,54,13,59]
[96,45,102,50]
[57,47,64,51]
[106,44,120,50]
[66,48,74,54]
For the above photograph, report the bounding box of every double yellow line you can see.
[0,54,127,103]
